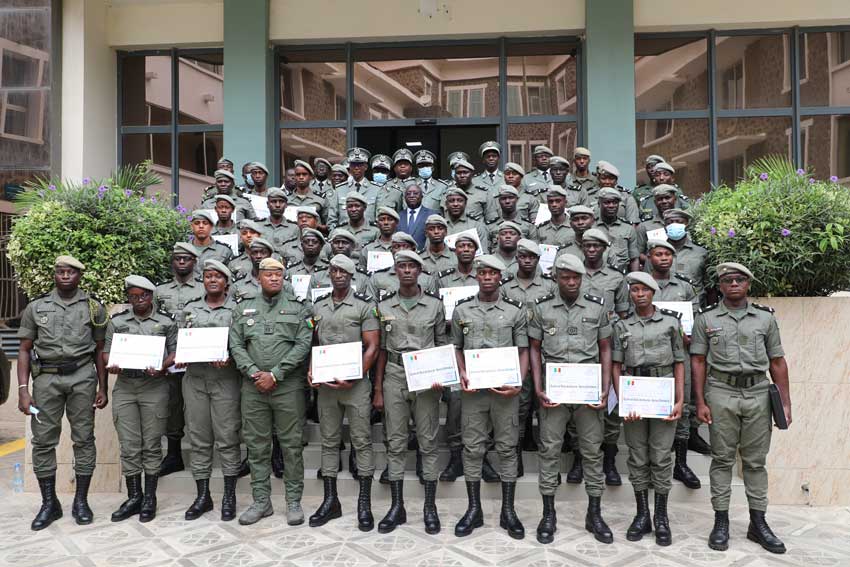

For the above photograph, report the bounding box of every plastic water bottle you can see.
[12,463,24,493]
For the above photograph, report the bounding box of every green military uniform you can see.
[691,301,783,512]
[337,221,379,248]
[529,291,610,497]
[418,177,449,212]
[472,169,504,192]
[378,289,447,480]
[561,184,590,208]
[229,289,312,504]
[18,288,107,478]
[258,218,300,253]
[311,264,371,295]
[537,219,574,247]
[375,184,405,214]
[201,193,256,222]
[572,174,596,192]
[441,183,498,224]
[667,238,709,299]
[329,178,380,226]
[587,186,640,224]
[311,288,380,476]
[486,216,538,249]
[516,185,543,222]
[290,188,330,226]
[636,217,666,253]
[450,294,527,482]
[105,307,177,477]
[445,214,490,254]
[421,246,457,275]
[286,258,328,284]
[212,223,238,236]
[581,265,630,317]
[368,266,437,301]
[638,188,690,220]
[597,218,639,270]
[193,241,234,276]
[359,238,392,270]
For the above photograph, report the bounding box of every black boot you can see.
[499,481,525,540]
[708,510,730,551]
[482,454,501,483]
[71,474,93,525]
[357,477,374,532]
[379,465,390,485]
[454,481,483,537]
[159,438,184,476]
[626,490,652,541]
[673,439,701,489]
[272,436,284,479]
[238,454,250,478]
[747,509,786,554]
[309,476,342,527]
[378,480,406,533]
[536,494,557,544]
[654,492,671,546]
[139,474,158,523]
[31,475,62,531]
[423,480,440,534]
[516,445,524,478]
[221,476,237,522]
[185,478,214,520]
[584,495,613,544]
[111,474,143,522]
[349,448,359,480]
[415,449,425,485]
[566,449,583,484]
[602,444,622,486]
[688,427,711,455]
[439,447,463,482]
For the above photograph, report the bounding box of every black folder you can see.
[769,384,788,430]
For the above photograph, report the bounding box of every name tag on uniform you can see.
[567,327,578,335]
[264,322,274,334]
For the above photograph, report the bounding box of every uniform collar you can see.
[550,292,588,310]
[472,294,506,311]
[716,300,756,318]
[625,308,664,325]
[49,287,87,305]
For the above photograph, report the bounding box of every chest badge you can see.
[567,326,578,335]
[385,323,392,332]
[39,316,48,324]
[463,327,469,335]
[246,318,255,327]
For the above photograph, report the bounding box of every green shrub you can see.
[690,156,850,296]
[6,162,190,304]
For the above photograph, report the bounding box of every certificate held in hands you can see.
[546,363,601,404]
[618,376,674,419]
[402,344,460,392]
[464,347,521,390]
[175,327,229,364]
[312,341,363,383]
[108,334,166,370]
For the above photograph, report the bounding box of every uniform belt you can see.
[37,356,92,375]
[387,351,404,366]
[709,369,767,389]
[626,365,673,377]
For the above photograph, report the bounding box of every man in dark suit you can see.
[398,184,436,250]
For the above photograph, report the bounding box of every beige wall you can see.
[106,1,224,49]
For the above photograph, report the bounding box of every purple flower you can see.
[759,172,769,181]
[48,184,56,191]
[82,177,91,185]
[98,184,108,191]
[809,178,816,184]
[796,169,806,176]
[186,215,193,221]
[139,197,145,203]
[150,197,157,204]
[728,228,736,238]
[710,227,717,236]
[176,205,187,214]
[124,189,133,197]
[830,176,839,183]
[781,228,791,237]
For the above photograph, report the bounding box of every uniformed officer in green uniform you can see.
[595,187,640,272]
[443,159,498,223]
[201,169,256,222]
[260,187,301,253]
[471,141,503,191]
[452,254,528,540]
[536,186,574,247]
[636,184,679,257]
[292,160,331,230]
[637,162,690,219]
[309,157,333,195]
[421,214,458,275]
[387,149,418,194]
[359,206,398,271]
[485,186,539,248]
[229,257,312,526]
[285,228,329,287]
[227,220,265,280]
[632,154,664,209]
[337,192,380,248]
[178,260,242,522]
[522,145,554,189]
[372,154,405,214]
[369,232,437,299]
[492,221,522,273]
[311,229,372,293]
[443,187,490,254]
[308,254,380,531]
[211,195,239,236]
[612,272,685,546]
[372,250,447,535]
[554,205,597,262]
[504,162,542,222]
[550,156,588,207]
[571,147,596,192]
[660,208,709,304]
[414,150,449,211]
[589,162,640,225]
[190,210,234,274]
[529,253,613,545]
[692,262,792,554]
[17,255,108,530]
[105,275,177,523]
[330,147,379,226]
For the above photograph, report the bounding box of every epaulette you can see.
[292,295,305,304]
[111,307,130,318]
[502,295,523,309]
[697,303,718,314]
[356,267,370,276]
[233,296,243,304]
[233,271,248,282]
[183,296,204,306]
[538,220,552,227]
[617,185,633,194]
[353,290,373,302]
[752,303,775,313]
[608,263,627,275]
[378,290,397,302]
[679,193,691,201]
[194,276,204,283]
[639,211,654,222]
[542,272,555,281]
[314,291,332,303]
[468,212,482,221]
[214,240,231,250]
[535,292,556,304]
[423,289,441,299]
[314,265,329,272]
[659,308,683,320]
[584,293,605,305]
[618,216,631,224]
[285,258,301,269]
[674,272,695,286]
[437,268,456,278]
[157,305,176,320]
[474,184,487,191]
[500,274,515,284]
[485,217,500,226]
[455,295,476,307]
[372,265,392,275]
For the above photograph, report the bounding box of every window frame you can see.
[0,38,48,145]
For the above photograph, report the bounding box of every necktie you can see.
[489,173,495,183]
[318,180,324,191]
[424,179,429,192]
[542,171,549,181]
[355,182,361,192]
[408,209,415,227]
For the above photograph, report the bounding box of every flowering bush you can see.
[690,157,850,296]
[6,162,190,304]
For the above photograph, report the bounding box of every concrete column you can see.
[223,0,273,181]
[584,0,637,189]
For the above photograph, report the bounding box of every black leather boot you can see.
[566,449,583,484]
[516,445,524,478]
[454,481,483,537]
[357,477,374,532]
[602,444,622,486]
[626,490,652,541]
[415,448,425,485]
[378,480,406,533]
[272,436,284,479]
[221,476,237,521]
[71,474,94,525]
[185,478,214,520]
[688,427,711,455]
[31,475,62,531]
[482,454,501,483]
[237,454,250,478]
[159,438,184,476]
[747,509,786,554]
[673,439,701,489]
[349,448,359,480]
[309,476,342,527]
[439,447,463,482]
[499,481,525,540]
[536,494,557,544]
[379,465,390,485]
[653,492,671,546]
[139,474,158,523]
[708,510,730,551]
[111,474,143,522]
[585,495,613,544]
[423,480,440,534]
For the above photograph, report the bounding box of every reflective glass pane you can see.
[179,53,223,125]
[0,167,49,198]
[715,34,790,110]
[635,37,707,112]
[281,127,347,172]
[716,117,791,186]
[635,118,710,197]
[803,115,850,185]
[0,89,49,167]
[121,133,172,194]
[280,49,346,122]
[507,122,577,171]
[0,8,50,53]
[177,131,222,206]
[121,55,172,126]
[800,32,850,107]
[507,41,578,116]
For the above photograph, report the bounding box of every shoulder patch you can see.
[183,296,204,306]
[608,263,627,275]
[752,302,775,313]
[502,296,523,309]
[538,220,551,227]
[423,289,441,300]
[697,303,718,314]
[467,212,482,221]
[437,267,456,278]
[353,291,373,302]
[542,272,555,281]
[584,293,605,305]
[455,295,476,307]
[314,291,332,303]
[373,266,392,274]
[659,308,683,320]
[111,307,130,318]
[356,267,369,275]
[157,306,176,320]
[500,274,515,284]
[535,293,555,304]
[378,290,397,302]
[485,218,500,226]
[674,272,695,285]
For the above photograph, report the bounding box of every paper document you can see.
[439,286,479,320]
[291,275,311,301]
[653,301,694,335]
[464,347,522,389]
[312,341,363,383]
[402,344,460,392]
[618,376,674,419]
[212,233,239,255]
[108,334,166,371]
[535,206,552,226]
[646,227,668,241]
[248,195,270,219]
[175,327,229,364]
[545,363,601,404]
[538,244,558,274]
[366,250,394,273]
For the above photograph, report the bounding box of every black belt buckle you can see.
[57,362,79,375]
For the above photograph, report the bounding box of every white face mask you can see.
[372,172,388,185]
[666,222,687,241]
[419,167,433,179]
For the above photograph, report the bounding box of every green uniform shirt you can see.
[636,217,666,253]
[421,246,457,275]
[212,223,238,236]
[668,239,708,296]
[104,307,178,373]
[500,272,557,323]
[337,221,380,248]
[375,184,405,213]
[227,254,253,281]
[417,177,449,212]
[330,178,380,226]
[201,193,256,222]
[193,241,234,276]
[17,288,107,363]
[690,301,785,375]
[359,238,393,270]
[572,174,596,192]
[180,296,240,379]
[588,185,640,224]
[155,277,205,325]
[528,292,611,364]
[596,218,639,269]
[445,214,490,254]
[485,215,538,249]
[258,218,301,252]
[442,184,497,224]
[516,187,542,222]
[311,288,380,346]
[612,309,685,368]
[580,265,629,314]
[369,267,437,301]
[654,273,699,305]
[537,219,574,247]
[472,169,504,192]
[290,188,330,225]
[436,266,479,290]
[450,295,528,350]
[378,290,447,353]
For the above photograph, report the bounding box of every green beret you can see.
[203,259,232,280]
[546,185,569,198]
[626,271,659,292]
[597,161,620,178]
[300,227,326,243]
[425,214,448,228]
[663,208,693,221]
[376,206,400,221]
[314,157,332,168]
[267,187,288,200]
[568,205,596,217]
[252,162,269,175]
[124,274,155,292]
[192,209,215,224]
[394,250,424,266]
[645,154,665,165]
[647,239,676,253]
[582,228,610,246]
[214,194,236,207]
[331,164,349,174]
[533,145,553,156]
[653,184,678,197]
[345,192,368,205]
[453,232,479,248]
[504,162,525,176]
[498,185,519,197]
[452,158,474,171]
[444,187,468,200]
[554,253,586,274]
[330,228,357,243]
[249,237,274,252]
[293,159,314,175]
[549,156,569,167]
[259,258,284,271]
[716,262,753,280]
[597,187,623,201]
[574,147,591,158]
[172,242,199,257]
[330,254,356,275]
[238,219,264,233]
[55,254,85,271]
[498,221,523,235]
[295,206,320,219]
[653,162,675,174]
[517,238,540,256]
[474,254,507,272]
[391,232,418,247]
[214,169,235,181]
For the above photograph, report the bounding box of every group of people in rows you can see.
[15,141,792,555]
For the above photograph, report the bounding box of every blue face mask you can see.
[666,223,687,241]
[372,172,388,185]
[419,166,433,179]
[243,175,254,187]
[450,169,457,180]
